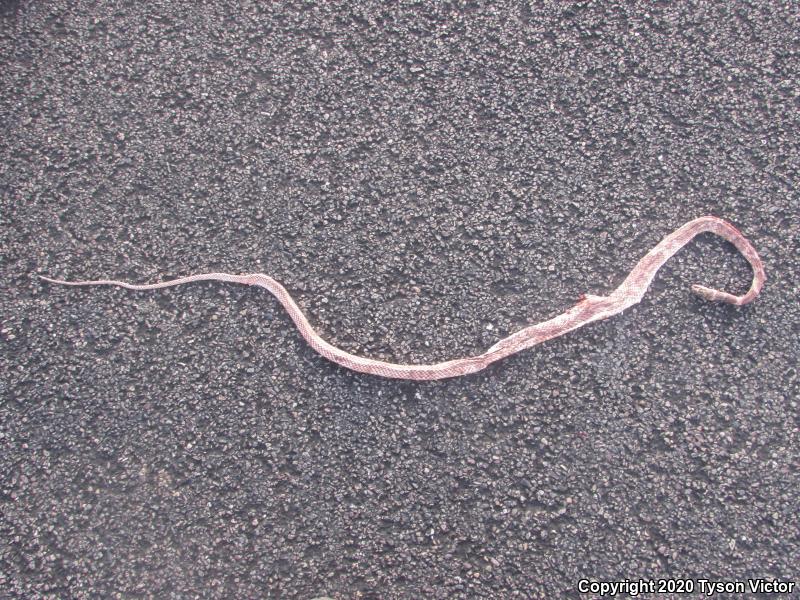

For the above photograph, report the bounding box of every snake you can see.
[40,216,765,381]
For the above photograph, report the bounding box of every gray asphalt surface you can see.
[1,1,798,598]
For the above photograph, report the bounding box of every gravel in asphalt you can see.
[1,1,798,598]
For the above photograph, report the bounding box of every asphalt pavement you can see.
[1,1,798,598]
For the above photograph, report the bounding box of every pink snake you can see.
[41,216,765,381]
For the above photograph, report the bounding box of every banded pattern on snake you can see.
[41,216,765,381]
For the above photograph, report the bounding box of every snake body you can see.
[41,216,765,381]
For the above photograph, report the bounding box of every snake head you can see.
[691,284,748,305]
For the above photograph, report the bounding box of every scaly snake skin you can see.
[41,216,765,381]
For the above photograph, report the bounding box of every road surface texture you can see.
[1,1,798,598]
